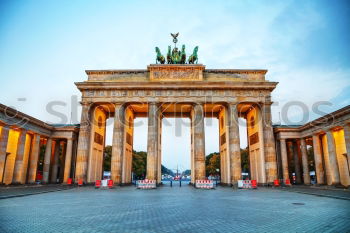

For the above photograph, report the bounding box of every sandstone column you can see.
[12,129,27,184]
[228,103,241,184]
[157,114,162,184]
[312,135,325,184]
[63,138,73,183]
[146,102,159,180]
[280,139,289,183]
[27,134,41,183]
[75,102,91,183]
[292,140,302,184]
[326,130,340,185]
[0,125,10,183]
[51,140,60,183]
[111,103,125,184]
[343,124,350,173]
[43,137,53,183]
[300,138,311,184]
[261,103,278,183]
[193,103,206,181]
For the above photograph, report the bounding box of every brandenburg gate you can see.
[74,64,278,186]
[1,35,349,187]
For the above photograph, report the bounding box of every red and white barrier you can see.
[137,179,156,189]
[238,180,258,189]
[195,180,214,189]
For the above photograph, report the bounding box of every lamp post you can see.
[1,152,10,184]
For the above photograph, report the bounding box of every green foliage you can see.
[182,169,191,176]
[161,165,175,176]
[241,148,249,173]
[132,150,147,179]
[307,146,315,171]
[103,145,112,171]
[205,152,220,176]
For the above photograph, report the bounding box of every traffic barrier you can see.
[78,179,83,186]
[137,179,156,189]
[251,180,257,189]
[95,180,101,188]
[195,180,214,189]
[274,179,280,187]
[238,180,253,189]
[108,179,113,188]
[285,179,291,186]
[101,179,108,188]
[67,178,72,185]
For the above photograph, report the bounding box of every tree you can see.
[103,145,112,171]
[132,151,147,179]
[205,152,220,176]
[241,148,249,173]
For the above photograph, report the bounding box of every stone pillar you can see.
[280,139,289,183]
[312,135,324,184]
[261,103,278,183]
[43,138,53,183]
[292,140,302,184]
[27,134,41,183]
[192,103,206,180]
[343,124,350,173]
[63,138,73,183]
[51,140,60,183]
[157,114,162,184]
[146,102,159,180]
[227,103,241,184]
[12,129,27,184]
[300,138,311,184]
[75,102,91,183]
[326,130,340,185]
[0,126,10,183]
[111,103,125,184]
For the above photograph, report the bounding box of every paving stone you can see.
[0,185,349,232]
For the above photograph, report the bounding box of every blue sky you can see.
[0,0,349,171]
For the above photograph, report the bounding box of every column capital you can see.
[80,101,92,106]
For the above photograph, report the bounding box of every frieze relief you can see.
[83,89,269,99]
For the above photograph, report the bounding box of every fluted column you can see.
[51,140,60,183]
[193,103,206,180]
[146,102,159,180]
[326,130,340,185]
[312,135,324,184]
[228,103,241,184]
[0,125,10,183]
[27,134,41,183]
[262,103,278,183]
[75,102,91,183]
[63,138,73,183]
[43,138,53,183]
[111,103,125,184]
[343,124,350,173]
[280,139,289,183]
[300,138,311,184]
[12,129,27,184]
[292,140,302,184]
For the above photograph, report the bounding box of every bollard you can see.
[108,179,113,189]
[180,179,182,187]
[251,180,257,189]
[78,179,83,187]
[95,180,101,189]
[170,180,172,187]
[67,178,72,185]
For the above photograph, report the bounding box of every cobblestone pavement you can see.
[0,184,73,199]
[281,185,350,200]
[0,185,349,233]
